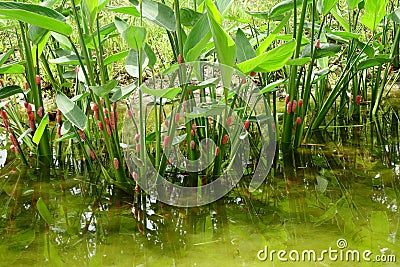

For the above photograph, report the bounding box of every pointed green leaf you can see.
[237,41,296,73]
[391,8,400,24]
[49,55,85,65]
[206,0,236,67]
[107,5,140,17]
[37,197,53,225]
[357,56,391,70]
[330,6,350,32]
[104,50,129,66]
[347,0,360,9]
[0,63,25,74]
[269,0,305,18]
[301,43,341,59]
[129,0,176,31]
[361,0,389,32]
[125,49,149,78]
[256,12,291,55]
[32,113,49,145]
[370,211,389,237]
[111,82,138,102]
[56,93,87,130]
[184,14,212,61]
[115,17,146,51]
[140,86,181,100]
[0,48,14,66]
[180,8,202,27]
[236,28,256,63]
[0,85,23,99]
[259,79,286,94]
[0,2,72,36]
[144,43,157,69]
[317,0,339,16]
[216,0,234,15]
[172,134,188,146]
[287,57,311,66]
[90,80,118,97]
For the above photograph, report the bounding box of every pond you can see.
[0,116,399,267]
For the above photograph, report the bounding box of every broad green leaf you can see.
[111,82,138,102]
[301,43,341,59]
[205,0,222,24]
[330,6,350,32]
[216,0,233,15]
[256,12,291,55]
[360,0,389,32]
[287,57,311,66]
[146,132,156,144]
[104,50,129,65]
[56,93,87,130]
[0,85,23,100]
[9,230,35,251]
[144,43,157,69]
[370,211,389,237]
[259,79,286,94]
[269,0,305,18]
[37,197,53,225]
[357,56,391,70]
[125,49,149,78]
[316,176,328,193]
[32,113,49,144]
[140,86,181,100]
[60,121,71,135]
[391,8,400,24]
[130,0,176,31]
[90,80,118,97]
[206,0,236,67]
[245,11,269,19]
[71,92,90,102]
[317,0,338,16]
[236,28,256,63]
[326,30,360,42]
[51,32,72,49]
[347,0,360,10]
[356,40,375,58]
[0,63,25,74]
[172,134,188,146]
[28,0,55,45]
[55,132,76,143]
[0,48,13,66]
[187,77,220,90]
[49,55,85,65]
[115,17,146,51]
[82,0,110,27]
[31,32,50,66]
[185,105,226,118]
[180,8,202,27]
[237,41,296,73]
[0,2,72,36]
[184,14,212,61]
[107,5,140,17]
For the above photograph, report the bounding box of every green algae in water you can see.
[0,124,400,267]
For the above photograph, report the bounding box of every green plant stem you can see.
[281,0,308,151]
[71,0,95,85]
[138,0,146,187]
[19,22,52,165]
[293,2,319,148]
[372,26,400,116]
[174,0,184,56]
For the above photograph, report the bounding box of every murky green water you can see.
[1,120,399,266]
